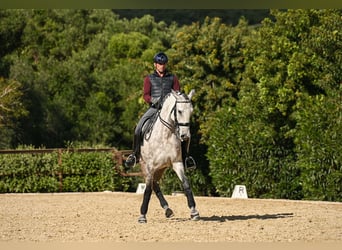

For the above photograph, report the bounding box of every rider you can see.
[125,52,196,170]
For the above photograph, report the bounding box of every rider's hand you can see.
[151,97,161,108]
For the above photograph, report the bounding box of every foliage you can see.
[294,92,342,201]
[0,78,28,148]
[114,9,270,26]
[168,17,253,196]
[0,146,132,193]
[0,149,60,192]
[206,9,342,201]
[61,151,129,192]
[1,10,173,148]
[0,78,27,124]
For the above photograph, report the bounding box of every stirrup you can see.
[125,154,136,168]
[185,156,196,170]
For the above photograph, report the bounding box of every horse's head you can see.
[166,89,195,141]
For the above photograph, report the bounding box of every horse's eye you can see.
[178,110,182,115]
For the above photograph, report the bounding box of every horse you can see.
[137,89,199,223]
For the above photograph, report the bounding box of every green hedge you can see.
[0,149,134,193]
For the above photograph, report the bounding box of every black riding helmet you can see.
[153,52,168,64]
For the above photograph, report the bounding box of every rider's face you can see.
[154,62,167,74]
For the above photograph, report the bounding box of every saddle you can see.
[140,110,159,145]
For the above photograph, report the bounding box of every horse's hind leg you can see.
[172,162,200,220]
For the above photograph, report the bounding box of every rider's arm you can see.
[143,76,152,104]
[173,75,180,92]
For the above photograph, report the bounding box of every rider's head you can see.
[153,52,168,64]
[153,52,168,74]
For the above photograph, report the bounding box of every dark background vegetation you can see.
[114,9,271,25]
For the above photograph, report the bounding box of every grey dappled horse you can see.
[138,89,199,223]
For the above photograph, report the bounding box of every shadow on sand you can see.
[198,213,294,222]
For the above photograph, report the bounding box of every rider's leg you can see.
[125,107,157,168]
[125,120,144,168]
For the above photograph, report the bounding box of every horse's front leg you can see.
[172,162,200,220]
[153,180,174,218]
[139,175,152,223]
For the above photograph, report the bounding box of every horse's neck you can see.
[155,97,175,138]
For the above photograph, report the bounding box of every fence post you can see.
[58,149,63,192]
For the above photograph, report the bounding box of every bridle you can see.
[158,93,192,141]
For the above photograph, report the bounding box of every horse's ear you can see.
[188,89,195,100]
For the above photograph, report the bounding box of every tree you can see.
[0,78,27,147]
[2,10,177,148]
[0,10,27,77]
[169,17,252,195]
[290,9,342,201]
[206,9,342,200]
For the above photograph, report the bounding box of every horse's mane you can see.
[162,90,190,105]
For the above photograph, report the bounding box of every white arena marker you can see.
[231,185,248,199]
[136,183,146,194]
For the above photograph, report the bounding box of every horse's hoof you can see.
[165,208,174,218]
[138,215,147,223]
[191,214,200,221]
[190,211,200,221]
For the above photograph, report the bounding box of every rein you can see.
[158,109,175,133]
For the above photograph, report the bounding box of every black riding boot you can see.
[125,133,141,168]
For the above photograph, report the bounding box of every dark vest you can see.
[149,72,174,100]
